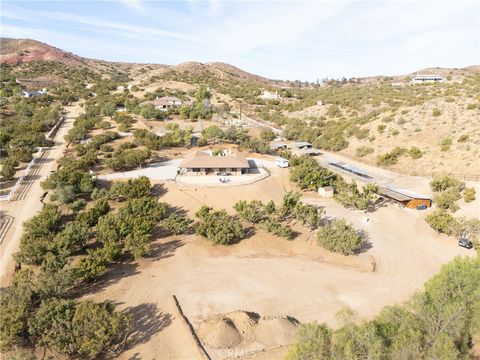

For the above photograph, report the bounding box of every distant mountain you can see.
[0,38,86,66]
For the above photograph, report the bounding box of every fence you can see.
[0,147,43,202]
[45,116,65,140]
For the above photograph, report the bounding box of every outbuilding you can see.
[318,186,334,198]
[378,186,431,209]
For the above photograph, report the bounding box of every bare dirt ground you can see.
[0,102,83,287]
[288,97,480,176]
[84,165,475,359]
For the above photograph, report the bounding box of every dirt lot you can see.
[83,166,475,359]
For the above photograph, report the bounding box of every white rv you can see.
[275,157,289,168]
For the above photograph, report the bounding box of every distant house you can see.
[22,88,47,98]
[378,186,432,209]
[261,90,280,100]
[318,186,334,198]
[178,150,250,176]
[150,96,182,110]
[411,75,444,84]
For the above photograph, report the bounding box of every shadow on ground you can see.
[123,303,172,350]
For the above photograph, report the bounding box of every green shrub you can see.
[408,147,423,159]
[434,188,461,212]
[457,134,469,143]
[195,206,244,245]
[440,138,452,152]
[234,200,266,223]
[426,209,460,236]
[430,176,464,193]
[355,146,374,157]
[161,214,192,234]
[317,219,362,255]
[463,187,476,203]
[260,218,293,239]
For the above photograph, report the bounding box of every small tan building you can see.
[178,150,250,176]
[318,186,334,198]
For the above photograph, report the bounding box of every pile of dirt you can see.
[197,317,242,349]
[255,316,299,347]
[197,311,298,350]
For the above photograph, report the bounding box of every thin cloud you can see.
[118,0,146,15]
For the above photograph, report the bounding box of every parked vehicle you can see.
[275,157,289,168]
[458,238,473,249]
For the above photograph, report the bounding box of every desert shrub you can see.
[355,146,374,157]
[0,270,36,351]
[376,147,406,165]
[293,203,321,229]
[289,156,337,191]
[29,299,130,358]
[463,187,476,203]
[195,206,244,245]
[440,138,452,152]
[110,176,152,199]
[105,148,151,171]
[457,134,469,143]
[334,181,378,210]
[432,108,442,117]
[55,221,90,253]
[430,176,465,193]
[234,200,266,223]
[426,209,459,236]
[0,159,17,180]
[408,147,423,159]
[161,214,192,235]
[68,199,86,213]
[377,124,386,133]
[260,129,276,141]
[326,105,342,117]
[16,204,62,265]
[434,188,461,212]
[260,218,293,239]
[317,219,362,255]
[77,198,110,227]
[286,322,332,360]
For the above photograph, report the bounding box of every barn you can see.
[378,186,432,209]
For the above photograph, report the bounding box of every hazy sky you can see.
[1,0,479,80]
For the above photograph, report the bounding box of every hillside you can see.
[2,37,479,176]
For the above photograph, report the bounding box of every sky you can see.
[1,0,479,81]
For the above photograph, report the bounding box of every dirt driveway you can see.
[0,103,83,286]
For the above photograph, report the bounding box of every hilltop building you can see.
[178,149,250,176]
[261,90,280,100]
[22,89,47,98]
[411,75,444,83]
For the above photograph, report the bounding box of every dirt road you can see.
[0,103,83,286]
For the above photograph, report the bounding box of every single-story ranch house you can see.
[178,150,250,176]
[142,96,182,110]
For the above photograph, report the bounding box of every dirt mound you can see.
[197,317,242,349]
[255,316,299,347]
[197,311,299,350]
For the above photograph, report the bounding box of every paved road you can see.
[0,103,83,286]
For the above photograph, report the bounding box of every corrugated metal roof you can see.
[379,186,431,202]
